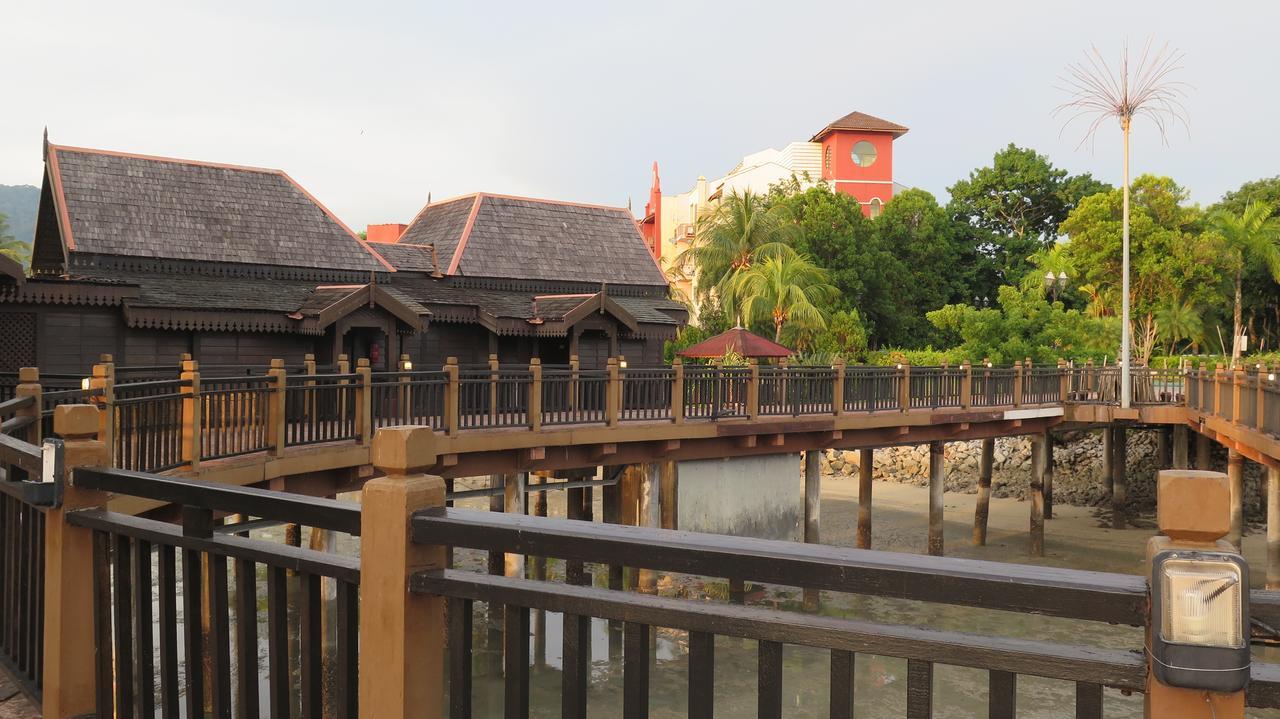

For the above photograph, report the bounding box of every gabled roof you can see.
[678,327,792,359]
[40,143,392,273]
[810,111,909,142]
[294,284,427,331]
[397,193,668,287]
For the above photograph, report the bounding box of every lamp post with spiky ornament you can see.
[1057,40,1189,408]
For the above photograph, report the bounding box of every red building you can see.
[811,111,909,217]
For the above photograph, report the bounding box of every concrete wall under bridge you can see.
[678,453,801,541]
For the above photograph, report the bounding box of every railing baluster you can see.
[210,554,234,717]
[623,622,649,719]
[830,649,854,719]
[266,566,290,719]
[92,530,114,717]
[336,579,360,719]
[758,639,783,719]
[300,572,323,717]
[132,538,155,717]
[504,604,530,719]
[1074,681,1103,718]
[989,670,1015,719]
[906,659,932,719]
[448,596,473,719]
[112,534,135,713]
[158,544,180,717]
[689,630,715,717]
[182,548,206,719]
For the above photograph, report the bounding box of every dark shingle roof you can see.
[49,145,388,272]
[369,243,441,274]
[398,193,668,287]
[809,111,909,142]
[74,267,324,312]
[390,277,684,325]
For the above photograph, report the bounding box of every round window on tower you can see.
[850,141,878,168]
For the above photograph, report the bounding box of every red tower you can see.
[637,161,662,260]
[811,111,908,217]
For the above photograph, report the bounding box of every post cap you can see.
[17,367,38,383]
[181,359,199,372]
[529,357,541,366]
[446,356,458,366]
[304,353,315,361]
[53,404,100,438]
[1157,470,1232,542]
[270,359,285,369]
[357,358,370,368]
[371,426,437,474]
[99,353,114,363]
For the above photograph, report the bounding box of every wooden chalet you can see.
[0,141,685,373]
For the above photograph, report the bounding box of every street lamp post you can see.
[1043,270,1069,303]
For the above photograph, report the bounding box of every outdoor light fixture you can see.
[1150,548,1250,692]
[403,361,413,371]
[1043,271,1069,301]
[80,377,90,391]
[619,359,628,369]
[1270,373,1276,382]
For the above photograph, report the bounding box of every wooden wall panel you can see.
[123,329,192,367]
[38,308,122,374]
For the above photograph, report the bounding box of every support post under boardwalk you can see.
[1155,427,1170,469]
[1195,430,1213,471]
[1228,449,1244,551]
[1111,426,1127,530]
[1043,432,1054,520]
[1172,425,1189,469]
[803,450,822,610]
[361,426,446,719]
[659,460,678,530]
[504,473,527,578]
[487,475,504,576]
[1029,434,1046,557]
[637,463,661,594]
[1270,466,1280,589]
[1101,427,1113,496]
[857,449,873,549]
[973,438,994,546]
[928,441,944,556]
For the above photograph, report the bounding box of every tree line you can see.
[668,144,1280,366]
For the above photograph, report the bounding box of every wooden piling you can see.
[638,463,661,594]
[1195,430,1213,471]
[856,448,873,550]
[1269,466,1280,590]
[1043,432,1054,520]
[659,460,678,530]
[504,473,527,578]
[973,438,994,546]
[487,475,505,576]
[803,450,822,610]
[1228,450,1244,551]
[928,441,944,557]
[1110,426,1127,529]
[1101,427,1113,496]
[1171,425,1189,469]
[1029,434,1046,557]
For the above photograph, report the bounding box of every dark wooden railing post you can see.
[42,405,110,719]
[1213,364,1224,417]
[959,361,972,411]
[1013,361,1024,408]
[337,354,351,421]
[529,358,542,431]
[356,358,373,444]
[14,367,41,447]
[569,354,580,415]
[833,357,846,416]
[488,354,500,421]
[1258,365,1267,429]
[671,358,684,425]
[1057,358,1069,403]
[1232,367,1243,424]
[898,362,910,412]
[747,359,760,420]
[180,359,201,470]
[606,358,620,427]
[361,426,446,719]
[268,359,287,457]
[444,357,460,437]
[304,352,317,376]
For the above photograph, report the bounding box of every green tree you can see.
[677,190,797,317]
[764,184,904,346]
[727,249,837,344]
[1154,296,1204,355]
[947,144,1109,299]
[1209,201,1280,360]
[874,188,973,347]
[0,213,29,265]
[1060,175,1224,361]
[1213,178,1280,351]
[812,309,869,358]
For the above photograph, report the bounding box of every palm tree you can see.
[676,189,797,317]
[727,250,837,343]
[1210,201,1280,362]
[1154,295,1203,355]
[1057,39,1188,407]
[1019,243,1075,298]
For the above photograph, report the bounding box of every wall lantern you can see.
[619,359,628,369]
[1150,549,1250,691]
[403,361,413,371]
[81,377,91,391]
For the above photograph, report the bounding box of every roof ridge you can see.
[48,143,285,175]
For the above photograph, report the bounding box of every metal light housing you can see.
[1150,549,1250,691]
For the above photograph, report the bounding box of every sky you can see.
[2,0,1278,231]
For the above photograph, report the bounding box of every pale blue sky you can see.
[2,0,1276,231]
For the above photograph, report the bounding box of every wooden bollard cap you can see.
[371,426,437,475]
[1158,469,1231,542]
[54,405,100,438]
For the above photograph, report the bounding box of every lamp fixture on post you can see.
[1043,271,1069,303]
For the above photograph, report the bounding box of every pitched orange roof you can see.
[810,111,909,142]
[678,327,792,359]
